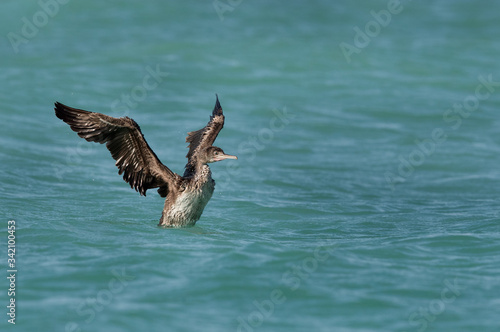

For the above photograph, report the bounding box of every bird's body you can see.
[161,165,215,227]
[54,96,237,227]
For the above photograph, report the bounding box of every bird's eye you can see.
[215,151,219,155]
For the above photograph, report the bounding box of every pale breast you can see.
[162,169,215,227]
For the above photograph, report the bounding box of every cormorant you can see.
[54,95,237,227]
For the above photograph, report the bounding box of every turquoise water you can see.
[1,0,500,331]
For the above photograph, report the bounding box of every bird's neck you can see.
[183,158,209,178]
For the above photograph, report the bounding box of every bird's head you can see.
[203,146,237,163]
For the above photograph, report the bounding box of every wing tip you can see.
[213,94,222,115]
[54,101,67,120]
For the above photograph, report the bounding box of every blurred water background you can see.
[1,0,499,331]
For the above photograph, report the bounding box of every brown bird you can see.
[54,95,237,227]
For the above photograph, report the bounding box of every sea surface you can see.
[1,1,499,331]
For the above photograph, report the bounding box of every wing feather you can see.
[185,94,225,160]
[54,102,179,197]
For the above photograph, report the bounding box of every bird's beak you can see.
[215,153,238,161]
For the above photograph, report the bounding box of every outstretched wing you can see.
[54,102,179,197]
[185,94,225,160]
